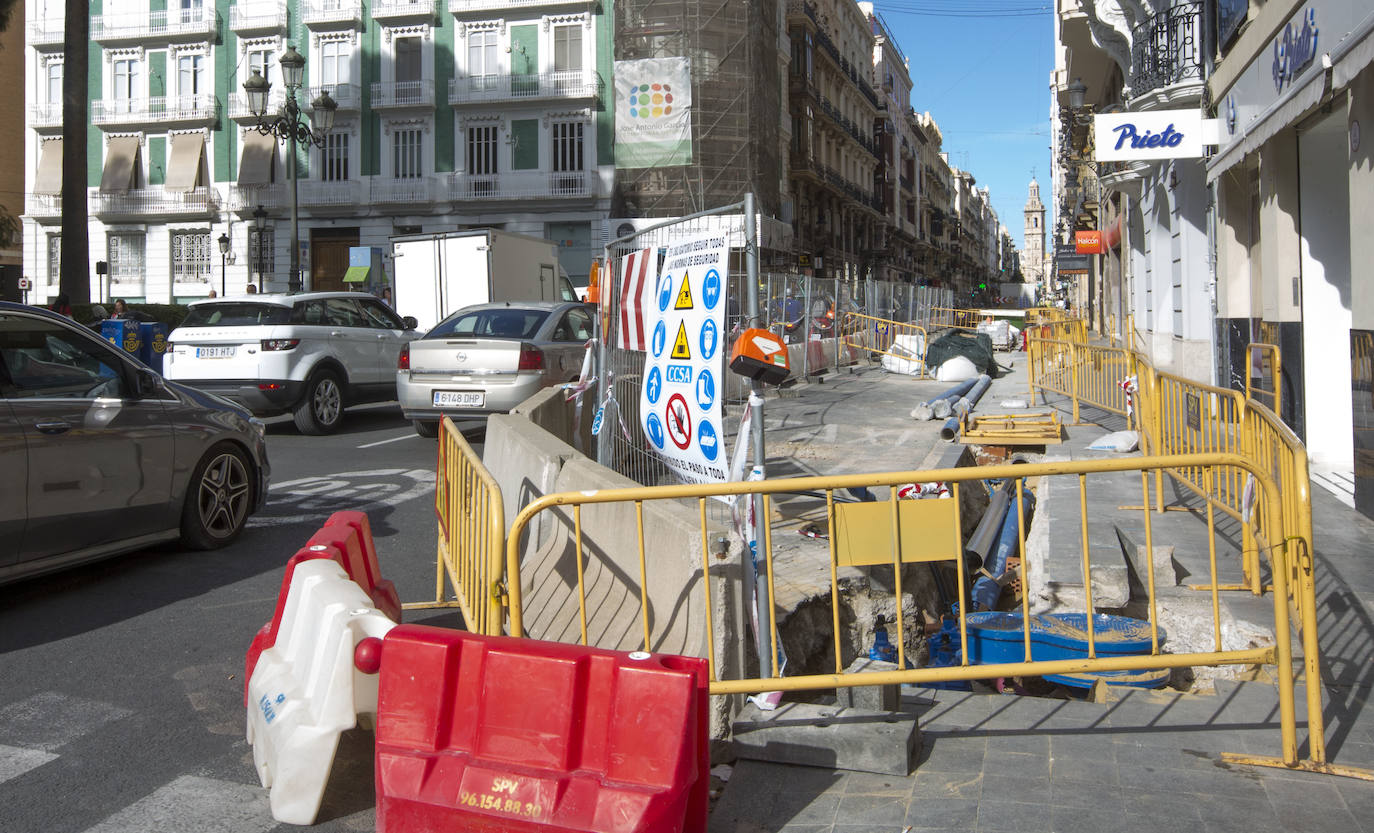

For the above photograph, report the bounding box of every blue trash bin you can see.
[101,319,143,357]
[139,322,169,374]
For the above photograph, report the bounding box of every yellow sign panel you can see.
[832,499,960,566]
[674,278,694,310]
[671,322,692,360]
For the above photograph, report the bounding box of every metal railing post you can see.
[744,193,773,680]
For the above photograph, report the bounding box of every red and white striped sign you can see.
[616,247,655,352]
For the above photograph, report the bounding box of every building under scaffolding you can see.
[612,0,785,223]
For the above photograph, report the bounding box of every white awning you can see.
[34,138,63,196]
[1333,11,1374,90]
[1206,67,1326,183]
[165,133,206,193]
[99,136,141,194]
[237,130,276,186]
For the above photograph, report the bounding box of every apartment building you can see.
[23,0,612,302]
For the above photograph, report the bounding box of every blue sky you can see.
[878,3,1055,250]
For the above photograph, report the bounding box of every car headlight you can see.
[249,417,267,440]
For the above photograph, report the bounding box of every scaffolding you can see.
[613,0,783,220]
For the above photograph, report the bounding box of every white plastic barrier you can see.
[246,559,397,825]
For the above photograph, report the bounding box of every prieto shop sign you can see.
[1094,110,1218,161]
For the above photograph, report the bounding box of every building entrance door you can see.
[310,227,360,292]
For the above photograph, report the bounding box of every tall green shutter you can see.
[511,119,539,170]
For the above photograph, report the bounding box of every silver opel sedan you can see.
[0,302,270,584]
[397,301,595,437]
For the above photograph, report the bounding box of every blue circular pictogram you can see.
[702,269,722,310]
[698,419,719,462]
[651,320,667,358]
[646,366,664,405]
[645,413,665,449]
[699,318,719,361]
[695,368,716,411]
[658,274,675,312]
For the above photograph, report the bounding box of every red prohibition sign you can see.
[665,393,692,450]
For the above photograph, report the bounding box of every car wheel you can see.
[413,419,438,438]
[293,368,344,435]
[180,443,254,550]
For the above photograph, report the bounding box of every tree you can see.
[61,0,90,304]
[0,0,17,34]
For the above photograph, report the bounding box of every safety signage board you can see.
[639,231,728,483]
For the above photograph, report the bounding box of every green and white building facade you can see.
[23,0,613,301]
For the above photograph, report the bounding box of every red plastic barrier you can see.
[244,512,401,705]
[375,625,709,833]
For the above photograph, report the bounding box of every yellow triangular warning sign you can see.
[671,322,692,360]
[674,278,694,310]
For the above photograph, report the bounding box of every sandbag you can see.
[925,330,997,376]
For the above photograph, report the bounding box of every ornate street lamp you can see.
[217,232,230,297]
[244,44,337,292]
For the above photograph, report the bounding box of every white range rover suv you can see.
[164,291,420,434]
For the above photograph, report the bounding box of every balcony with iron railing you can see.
[301,0,363,27]
[90,8,218,41]
[373,176,436,205]
[91,186,219,218]
[27,19,65,47]
[29,103,64,130]
[448,70,602,105]
[26,195,63,221]
[229,0,289,33]
[227,184,288,213]
[91,95,219,127]
[786,0,818,26]
[1129,0,1204,102]
[370,80,436,109]
[307,84,362,111]
[372,0,437,19]
[446,170,596,201]
[299,179,363,207]
[448,0,594,13]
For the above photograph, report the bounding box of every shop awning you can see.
[34,138,63,196]
[237,130,276,186]
[343,265,370,283]
[165,133,206,192]
[1334,12,1374,89]
[99,136,141,194]
[1207,65,1325,183]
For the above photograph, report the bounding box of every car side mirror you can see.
[402,316,418,330]
[132,367,162,399]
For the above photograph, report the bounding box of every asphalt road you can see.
[0,403,478,833]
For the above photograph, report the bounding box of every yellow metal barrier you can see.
[1246,342,1282,420]
[927,306,982,331]
[836,312,931,377]
[1026,335,1137,428]
[501,454,1316,767]
[403,415,507,636]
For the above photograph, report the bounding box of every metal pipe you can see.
[911,376,980,421]
[744,192,773,681]
[952,373,993,416]
[964,479,1013,572]
[940,415,961,441]
[971,484,1035,610]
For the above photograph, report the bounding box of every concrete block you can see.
[835,658,901,712]
[731,702,920,776]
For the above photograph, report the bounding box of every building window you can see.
[47,236,61,286]
[395,37,421,84]
[466,125,498,175]
[393,128,422,178]
[248,227,274,284]
[46,62,62,105]
[108,233,147,283]
[178,54,205,99]
[467,30,499,89]
[323,132,349,181]
[553,24,581,73]
[113,59,140,111]
[552,121,582,172]
[320,40,350,87]
[247,48,272,81]
[170,231,210,284]
[177,0,203,24]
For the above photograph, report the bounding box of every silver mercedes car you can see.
[396,301,594,437]
[0,302,271,584]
